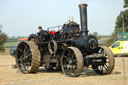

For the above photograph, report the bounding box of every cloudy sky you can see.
[0,0,124,36]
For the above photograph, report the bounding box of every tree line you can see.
[107,0,128,45]
[0,25,8,52]
[115,0,128,33]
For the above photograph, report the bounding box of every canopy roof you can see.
[18,38,28,41]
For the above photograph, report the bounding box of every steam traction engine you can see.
[15,4,115,77]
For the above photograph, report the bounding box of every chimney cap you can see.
[79,4,88,8]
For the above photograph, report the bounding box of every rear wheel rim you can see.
[17,42,32,73]
[16,41,41,73]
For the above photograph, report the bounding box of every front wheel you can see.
[92,46,115,75]
[61,47,84,77]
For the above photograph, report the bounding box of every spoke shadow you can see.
[80,69,99,77]
[37,67,121,77]
[80,67,121,77]
[111,72,121,75]
[38,67,62,73]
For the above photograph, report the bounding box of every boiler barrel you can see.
[79,4,89,36]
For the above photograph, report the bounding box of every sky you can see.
[0,0,124,37]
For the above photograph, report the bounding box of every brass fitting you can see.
[79,4,88,8]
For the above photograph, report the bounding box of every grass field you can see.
[0,41,17,55]
[3,41,17,48]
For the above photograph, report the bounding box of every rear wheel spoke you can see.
[18,48,24,53]
[64,56,69,61]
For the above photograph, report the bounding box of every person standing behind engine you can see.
[38,26,43,35]
[37,26,50,42]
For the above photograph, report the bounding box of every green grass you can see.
[0,41,17,55]
[3,41,17,48]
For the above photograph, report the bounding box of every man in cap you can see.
[37,26,50,42]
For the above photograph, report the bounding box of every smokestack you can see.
[79,4,89,36]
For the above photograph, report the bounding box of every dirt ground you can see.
[0,55,128,85]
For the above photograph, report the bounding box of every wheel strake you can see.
[16,41,41,73]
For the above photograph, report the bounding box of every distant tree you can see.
[0,26,8,52]
[115,10,128,33]
[93,32,98,37]
[106,33,115,44]
[124,0,128,8]
[115,0,128,33]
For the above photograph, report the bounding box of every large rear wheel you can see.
[61,47,84,77]
[16,41,41,73]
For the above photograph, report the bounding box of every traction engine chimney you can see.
[79,4,89,36]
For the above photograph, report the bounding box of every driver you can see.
[38,26,43,36]
[37,26,50,42]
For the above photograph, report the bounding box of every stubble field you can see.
[0,55,128,85]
